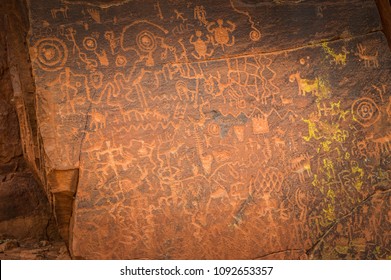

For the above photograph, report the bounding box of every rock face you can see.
[0,0,60,246]
[19,0,391,259]
[0,2,46,243]
[0,159,50,241]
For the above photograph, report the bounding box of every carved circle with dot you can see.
[136,31,156,52]
[34,37,68,71]
[116,55,127,67]
[83,37,97,51]
[352,97,380,127]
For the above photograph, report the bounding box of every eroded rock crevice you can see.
[0,0,69,260]
[48,169,79,244]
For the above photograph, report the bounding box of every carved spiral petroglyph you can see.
[250,29,261,41]
[207,123,220,136]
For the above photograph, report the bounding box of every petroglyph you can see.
[26,0,391,260]
[194,5,208,27]
[229,0,261,41]
[207,19,236,51]
[51,6,69,19]
[289,72,320,97]
[190,31,213,60]
[351,97,381,127]
[32,37,68,71]
[356,43,379,68]
[322,42,349,66]
[86,8,101,23]
[291,153,312,183]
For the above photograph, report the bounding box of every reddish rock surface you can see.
[1,0,390,259]
[0,239,70,260]
[0,0,68,260]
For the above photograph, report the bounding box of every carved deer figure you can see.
[291,153,312,183]
[289,72,319,96]
[51,6,69,19]
[356,43,379,68]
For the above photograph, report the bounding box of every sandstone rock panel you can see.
[0,2,52,242]
[27,0,391,259]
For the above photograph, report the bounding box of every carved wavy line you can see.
[113,121,176,132]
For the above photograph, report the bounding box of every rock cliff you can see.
[2,0,391,259]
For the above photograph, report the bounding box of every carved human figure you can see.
[194,5,208,26]
[104,31,120,55]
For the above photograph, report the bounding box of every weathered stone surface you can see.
[0,160,50,240]
[375,0,391,48]
[0,0,64,257]
[24,0,391,259]
[0,239,19,253]
[0,239,71,260]
[0,7,23,169]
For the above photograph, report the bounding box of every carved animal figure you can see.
[280,95,293,105]
[119,107,143,123]
[332,47,349,65]
[369,132,391,154]
[189,30,213,59]
[272,135,285,149]
[289,72,319,96]
[291,153,312,183]
[89,109,107,130]
[207,19,236,51]
[322,43,349,65]
[356,43,379,68]
[51,6,69,19]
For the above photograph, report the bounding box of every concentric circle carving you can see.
[83,37,97,51]
[136,31,156,52]
[34,37,68,71]
[351,97,380,127]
